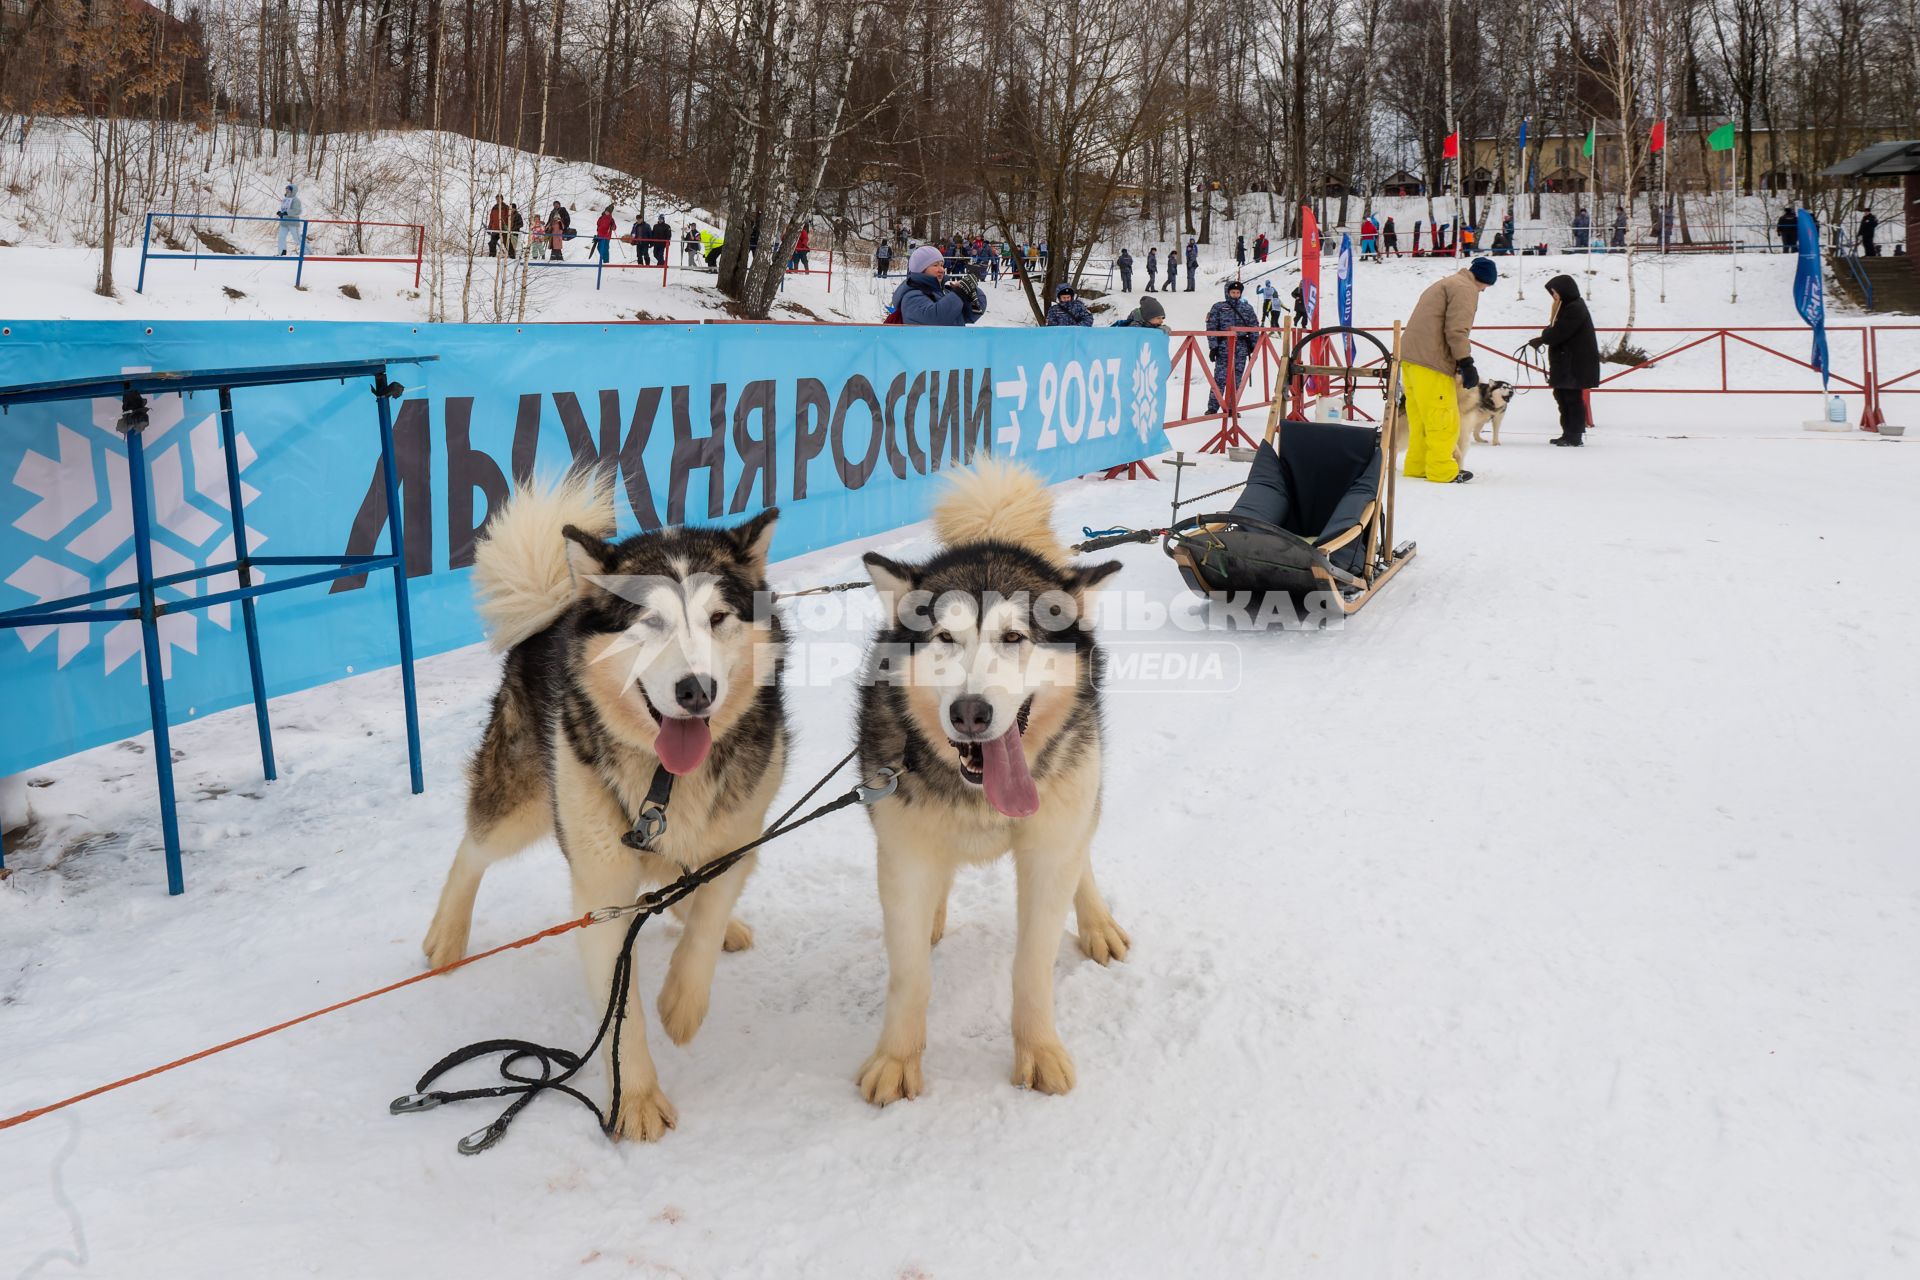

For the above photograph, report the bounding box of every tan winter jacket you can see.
[1401,269,1481,376]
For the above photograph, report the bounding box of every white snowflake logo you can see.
[5,378,265,681]
[1130,342,1162,445]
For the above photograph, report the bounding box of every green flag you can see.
[1708,122,1736,152]
[1582,122,1596,158]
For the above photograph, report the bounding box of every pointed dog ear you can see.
[862,552,918,619]
[1065,559,1123,602]
[730,507,779,574]
[563,524,615,595]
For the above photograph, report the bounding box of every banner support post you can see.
[137,213,154,295]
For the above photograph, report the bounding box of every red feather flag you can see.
[1650,120,1667,153]
[1442,132,1459,160]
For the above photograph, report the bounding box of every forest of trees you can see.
[3,0,1914,313]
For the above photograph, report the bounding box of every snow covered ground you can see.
[3,405,1917,1277]
[4,118,1918,1278]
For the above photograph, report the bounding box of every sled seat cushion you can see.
[1224,423,1381,573]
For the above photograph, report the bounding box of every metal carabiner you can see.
[621,804,668,851]
[856,767,901,805]
[389,1092,444,1114]
[457,1119,509,1155]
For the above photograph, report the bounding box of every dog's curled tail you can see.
[473,467,614,652]
[931,459,1068,566]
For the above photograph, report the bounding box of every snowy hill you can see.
[3,121,1905,330]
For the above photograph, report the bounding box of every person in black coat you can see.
[1859,207,1879,257]
[1528,274,1601,447]
[1776,205,1798,254]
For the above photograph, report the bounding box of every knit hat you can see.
[909,245,943,273]
[1469,257,1498,285]
[1134,295,1167,324]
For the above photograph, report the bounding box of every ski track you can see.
[2,416,1919,1278]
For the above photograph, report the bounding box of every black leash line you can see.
[391,747,898,1154]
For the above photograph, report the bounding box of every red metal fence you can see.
[1867,325,1920,430]
[1164,323,1917,449]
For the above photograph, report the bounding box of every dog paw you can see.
[656,971,711,1046]
[857,1049,924,1106]
[421,917,469,970]
[722,917,755,952]
[1011,1039,1076,1095]
[930,898,948,946]
[608,1083,678,1142]
[1077,913,1131,965]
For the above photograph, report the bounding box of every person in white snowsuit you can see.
[276,184,304,255]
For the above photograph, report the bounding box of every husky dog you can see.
[1462,379,1515,452]
[854,461,1131,1106]
[1392,378,1514,465]
[421,471,787,1141]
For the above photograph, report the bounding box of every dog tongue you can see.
[980,722,1038,818]
[655,716,712,775]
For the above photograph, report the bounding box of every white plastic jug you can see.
[1827,395,1847,423]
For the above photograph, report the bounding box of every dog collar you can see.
[620,766,675,852]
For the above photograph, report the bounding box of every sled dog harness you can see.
[620,766,677,853]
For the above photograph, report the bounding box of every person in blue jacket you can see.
[1203,280,1259,412]
[889,245,987,325]
[1045,282,1094,326]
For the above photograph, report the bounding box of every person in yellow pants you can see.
[1400,361,1464,483]
[1399,257,1497,483]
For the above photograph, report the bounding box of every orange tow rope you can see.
[0,912,594,1134]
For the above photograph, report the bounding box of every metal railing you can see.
[136,212,426,293]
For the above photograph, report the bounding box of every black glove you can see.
[945,272,980,308]
[1457,356,1480,389]
[1528,337,1546,351]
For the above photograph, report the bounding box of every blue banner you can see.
[1336,234,1355,364]
[1792,209,1828,388]
[0,320,1171,774]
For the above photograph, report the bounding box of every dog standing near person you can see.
[1391,379,1514,468]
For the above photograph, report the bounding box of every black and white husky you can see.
[854,461,1131,1105]
[421,470,787,1141]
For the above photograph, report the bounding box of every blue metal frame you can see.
[136,212,319,295]
[0,356,437,892]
